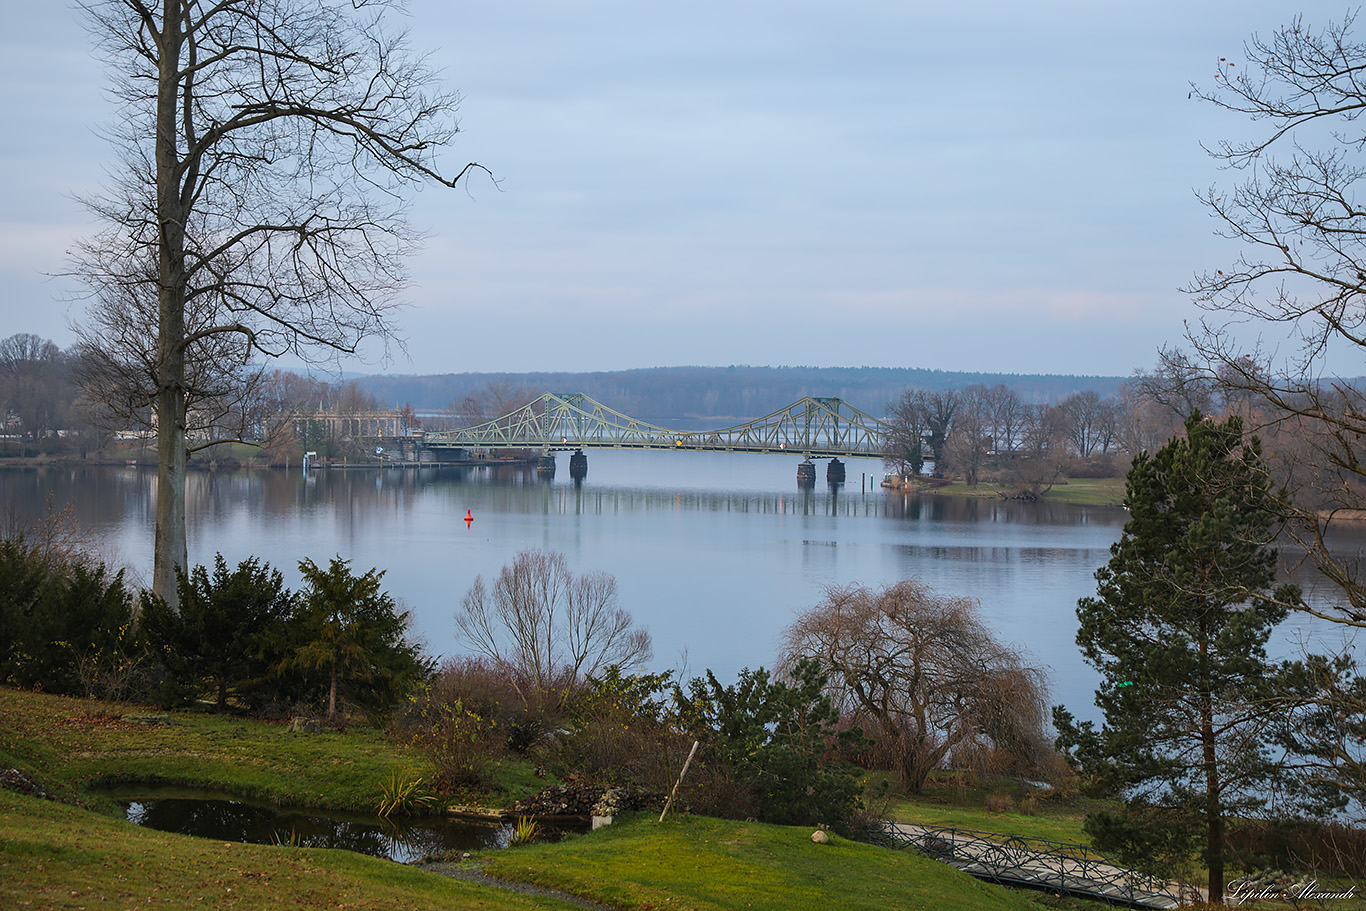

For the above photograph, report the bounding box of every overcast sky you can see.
[0,1,1337,378]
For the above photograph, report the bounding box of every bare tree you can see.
[1006,403,1071,499]
[451,380,540,428]
[985,383,1027,455]
[1113,381,1176,459]
[454,550,652,708]
[922,389,959,475]
[1134,349,1217,422]
[73,274,270,451]
[941,384,991,485]
[1093,397,1120,455]
[72,0,485,606]
[1190,13,1366,371]
[0,334,69,445]
[1186,12,1366,630]
[882,389,928,477]
[783,579,1052,794]
[1060,390,1108,458]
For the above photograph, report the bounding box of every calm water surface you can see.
[113,791,525,860]
[4,450,1356,721]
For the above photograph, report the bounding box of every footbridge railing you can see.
[864,822,1198,909]
[421,393,889,459]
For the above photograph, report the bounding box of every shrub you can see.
[674,659,865,832]
[0,536,139,697]
[1226,818,1366,878]
[559,668,685,790]
[397,681,506,790]
[508,816,542,847]
[984,792,1014,813]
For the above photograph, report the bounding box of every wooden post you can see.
[659,740,700,823]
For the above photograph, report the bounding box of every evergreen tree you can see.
[674,659,865,831]
[289,556,427,724]
[141,555,292,710]
[0,536,136,696]
[1053,411,1298,904]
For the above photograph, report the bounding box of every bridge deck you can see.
[868,823,1197,909]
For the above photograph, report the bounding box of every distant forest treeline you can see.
[353,366,1128,418]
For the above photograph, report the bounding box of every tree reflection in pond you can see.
[121,796,544,861]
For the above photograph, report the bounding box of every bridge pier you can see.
[536,455,556,476]
[796,459,816,487]
[827,458,845,483]
[569,450,588,480]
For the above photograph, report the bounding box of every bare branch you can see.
[71,0,480,604]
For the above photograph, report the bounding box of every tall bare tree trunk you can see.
[152,3,188,608]
[153,380,187,607]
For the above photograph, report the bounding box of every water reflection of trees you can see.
[880,492,1108,525]
[11,466,1362,582]
[1,465,1134,530]
[196,468,906,519]
[1,467,156,531]
[121,797,506,861]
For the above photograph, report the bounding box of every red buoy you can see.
[464,509,474,524]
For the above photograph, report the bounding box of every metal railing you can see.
[864,821,1199,909]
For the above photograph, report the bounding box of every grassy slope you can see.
[0,688,433,813]
[0,790,576,911]
[887,799,1091,845]
[0,688,1057,911]
[484,813,1045,911]
[875,774,1098,845]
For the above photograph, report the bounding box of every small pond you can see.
[114,791,562,862]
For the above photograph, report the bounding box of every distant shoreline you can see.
[883,476,1127,508]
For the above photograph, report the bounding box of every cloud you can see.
[0,0,1317,377]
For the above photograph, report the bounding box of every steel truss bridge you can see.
[421,392,889,459]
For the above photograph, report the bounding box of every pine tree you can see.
[141,555,292,710]
[289,557,427,724]
[1053,411,1298,904]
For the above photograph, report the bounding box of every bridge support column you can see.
[536,455,556,476]
[569,450,588,480]
[827,458,846,483]
[796,459,816,487]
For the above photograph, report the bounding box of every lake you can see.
[2,449,1356,722]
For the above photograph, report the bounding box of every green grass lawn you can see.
[875,773,1099,846]
[483,812,1047,911]
[886,798,1093,846]
[0,687,432,813]
[0,688,541,814]
[0,789,577,911]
